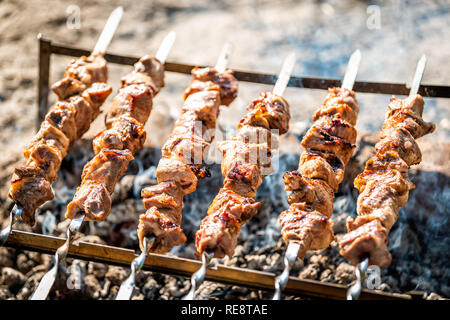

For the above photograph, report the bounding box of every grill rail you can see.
[4,230,416,300]
[37,35,450,128]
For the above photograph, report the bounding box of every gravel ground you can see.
[0,0,449,300]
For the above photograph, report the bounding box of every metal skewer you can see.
[347,54,426,301]
[115,236,154,300]
[182,251,214,300]
[92,6,123,55]
[114,32,178,301]
[183,52,296,300]
[272,49,361,300]
[410,55,426,96]
[30,7,123,300]
[0,204,23,246]
[155,31,176,64]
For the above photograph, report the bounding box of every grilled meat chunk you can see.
[339,94,435,266]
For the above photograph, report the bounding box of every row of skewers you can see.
[0,7,436,300]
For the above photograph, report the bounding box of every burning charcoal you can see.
[87,262,108,279]
[105,266,128,286]
[83,274,102,299]
[143,277,159,300]
[0,287,12,300]
[334,262,356,284]
[298,263,320,280]
[0,247,14,268]
[0,267,26,293]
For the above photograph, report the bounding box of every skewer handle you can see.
[0,204,23,246]
[182,252,214,300]
[31,214,85,300]
[347,257,369,300]
[115,237,154,300]
[272,242,300,300]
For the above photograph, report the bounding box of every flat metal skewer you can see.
[116,236,154,300]
[347,256,369,300]
[114,32,177,300]
[347,54,426,301]
[30,7,123,300]
[410,55,426,96]
[155,31,176,64]
[272,242,300,300]
[183,52,296,300]
[31,214,84,300]
[0,204,23,246]
[273,52,296,96]
[182,251,214,300]
[92,6,123,55]
[273,49,361,300]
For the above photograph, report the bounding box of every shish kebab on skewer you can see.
[31,31,175,300]
[136,44,238,255]
[341,55,435,300]
[272,50,361,300]
[0,7,124,246]
[183,52,296,300]
[115,43,237,300]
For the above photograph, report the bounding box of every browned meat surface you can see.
[65,56,165,222]
[51,52,107,100]
[66,149,133,221]
[339,94,435,267]
[138,66,238,253]
[8,54,112,226]
[196,92,290,258]
[183,67,238,106]
[279,203,334,259]
[278,87,358,259]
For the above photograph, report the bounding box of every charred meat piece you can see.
[183,67,238,106]
[66,149,133,221]
[51,52,107,100]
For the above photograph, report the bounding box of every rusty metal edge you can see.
[41,36,450,98]
[4,230,413,300]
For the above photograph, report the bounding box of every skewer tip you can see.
[272,51,296,96]
[215,41,234,73]
[155,31,176,64]
[409,54,427,96]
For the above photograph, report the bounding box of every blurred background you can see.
[0,0,448,300]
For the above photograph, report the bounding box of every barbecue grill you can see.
[2,34,449,301]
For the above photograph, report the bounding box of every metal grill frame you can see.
[5,34,448,300]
